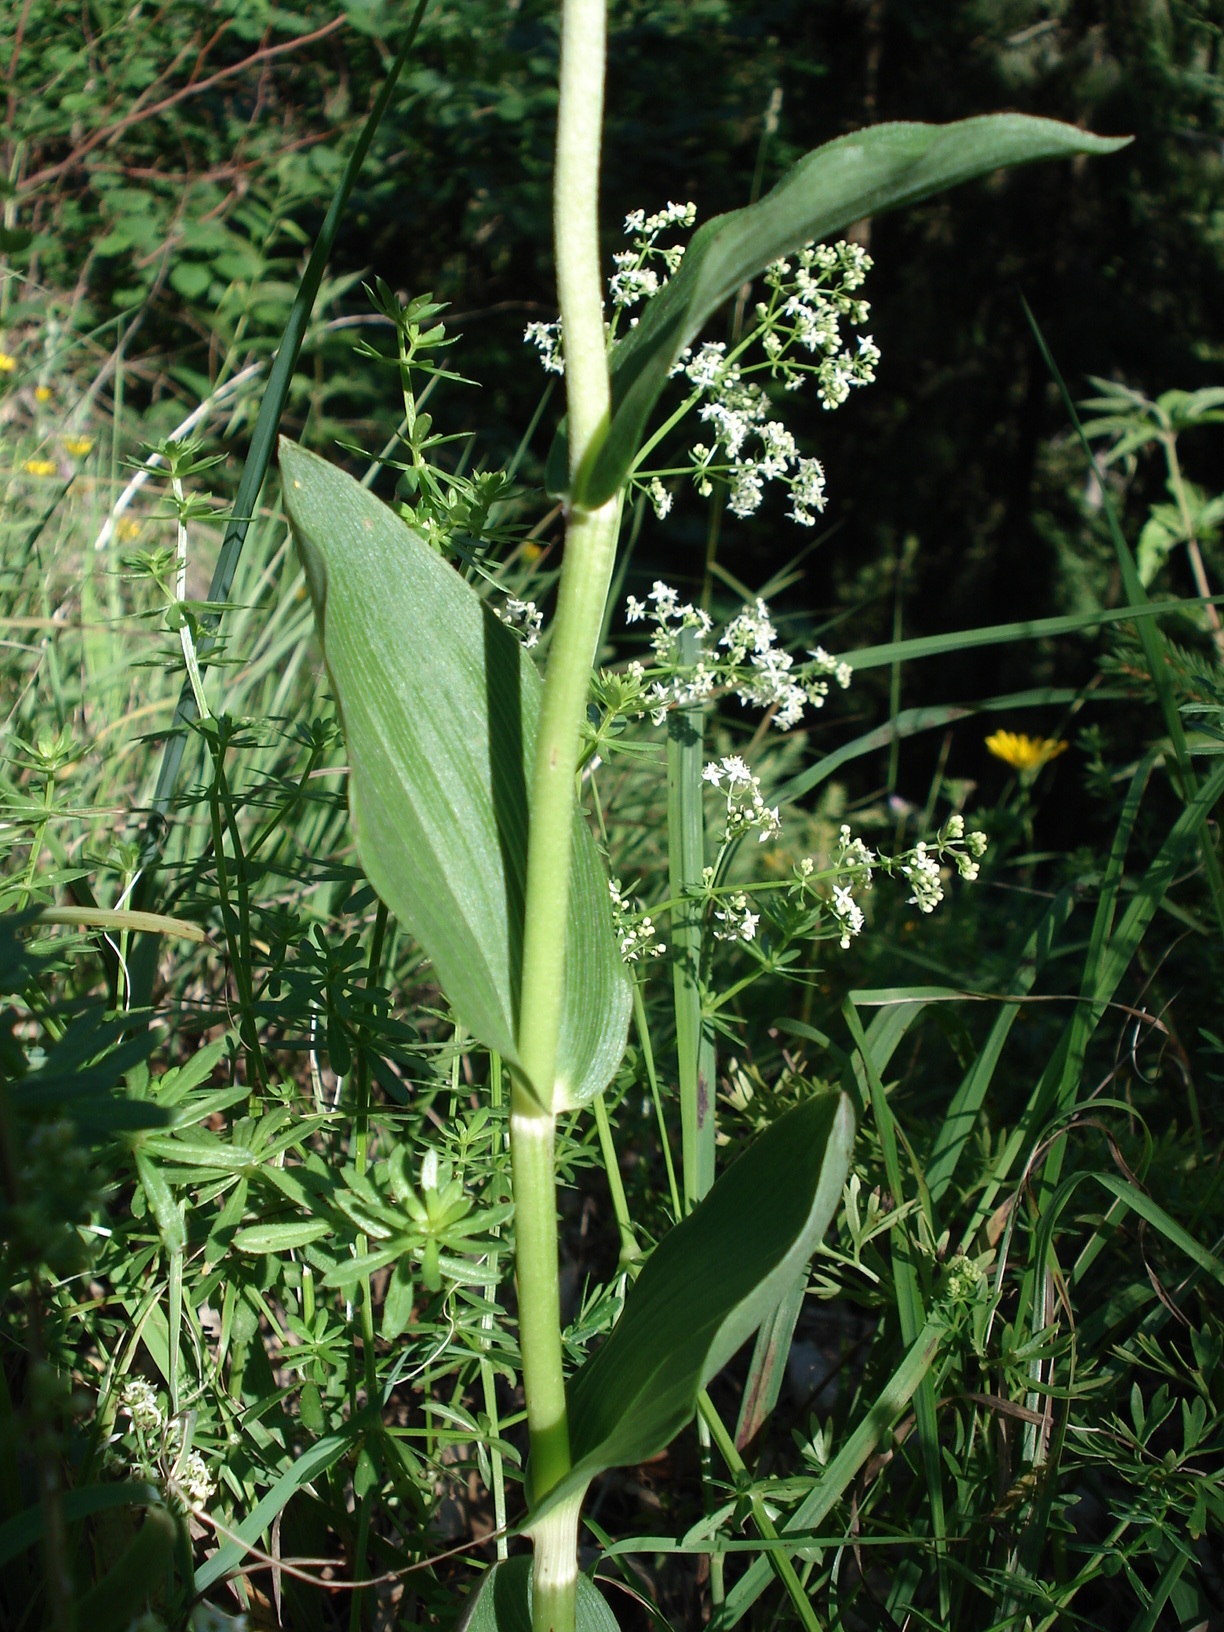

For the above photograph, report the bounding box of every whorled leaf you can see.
[547,115,1129,505]
[528,1092,856,1522]
[279,440,630,1111]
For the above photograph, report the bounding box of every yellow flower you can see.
[23,457,57,477]
[985,730,1068,773]
[34,385,52,403]
[63,435,94,457]
[0,352,16,373]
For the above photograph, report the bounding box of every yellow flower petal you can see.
[23,458,57,477]
[63,436,94,457]
[0,352,16,373]
[984,730,1068,772]
[34,385,52,403]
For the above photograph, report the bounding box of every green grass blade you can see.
[962,756,1224,1249]
[715,1315,946,1627]
[842,1000,948,1616]
[843,598,1222,672]
[1025,299,1224,935]
[667,625,715,1206]
[194,1417,370,1591]
[128,0,433,968]
[923,887,1079,1208]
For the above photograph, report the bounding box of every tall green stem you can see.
[513,3,614,1628]
[667,626,716,1210]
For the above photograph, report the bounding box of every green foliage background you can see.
[2,3,1224,1630]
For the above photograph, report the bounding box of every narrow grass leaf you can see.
[843,1000,948,1613]
[715,1314,946,1627]
[923,886,1078,1208]
[279,440,630,1109]
[128,0,433,1007]
[194,1419,368,1590]
[551,117,1128,505]
[529,1093,856,1522]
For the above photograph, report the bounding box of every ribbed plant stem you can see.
[512,4,613,1629]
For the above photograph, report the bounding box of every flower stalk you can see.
[513,1,616,1627]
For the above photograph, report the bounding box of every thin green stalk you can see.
[513,6,614,1626]
[592,1093,641,1264]
[668,625,716,1210]
[510,1108,570,1486]
[632,981,682,1222]
[699,1392,824,1632]
[480,1051,509,1559]
[349,900,388,1632]
[843,1001,948,1617]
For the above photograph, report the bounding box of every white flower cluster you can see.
[701,754,781,843]
[121,1377,163,1435]
[761,240,880,408]
[608,876,666,963]
[119,1379,216,1509]
[900,812,986,914]
[624,583,851,731]
[175,1446,216,1508]
[525,201,696,374]
[613,201,696,309]
[792,814,987,950]
[523,318,564,375]
[711,889,760,944]
[496,595,543,649]
[654,238,879,526]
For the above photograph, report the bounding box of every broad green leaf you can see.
[529,1093,856,1522]
[548,116,1129,505]
[458,1557,620,1632]
[279,440,631,1111]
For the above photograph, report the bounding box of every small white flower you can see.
[728,464,765,518]
[179,1449,215,1508]
[610,262,660,309]
[121,1378,163,1435]
[902,843,945,914]
[499,597,542,648]
[524,320,564,375]
[647,477,672,519]
[685,342,728,391]
[713,892,760,943]
[831,884,865,950]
